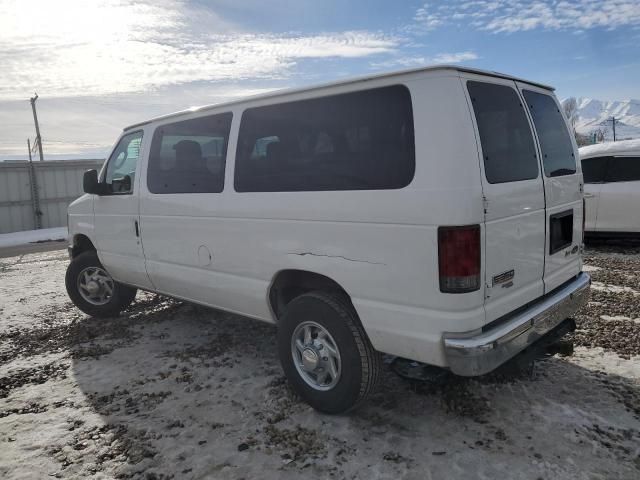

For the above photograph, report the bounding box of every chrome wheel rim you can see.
[77,266,114,306]
[291,321,341,391]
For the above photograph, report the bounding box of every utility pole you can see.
[27,139,42,229]
[30,93,44,161]
[609,116,617,142]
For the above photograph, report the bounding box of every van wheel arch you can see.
[71,234,96,258]
[268,269,353,322]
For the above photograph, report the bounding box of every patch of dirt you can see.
[0,294,181,364]
[0,401,48,418]
[263,424,327,461]
[47,423,161,479]
[573,312,640,358]
[0,362,69,398]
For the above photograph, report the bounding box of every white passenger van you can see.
[579,139,640,236]
[66,66,590,413]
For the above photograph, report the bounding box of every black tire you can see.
[65,251,137,318]
[277,291,380,414]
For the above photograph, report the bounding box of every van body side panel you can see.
[592,154,640,233]
[596,180,640,232]
[92,127,154,290]
[138,72,486,366]
[584,184,601,231]
[67,194,96,253]
[461,74,546,323]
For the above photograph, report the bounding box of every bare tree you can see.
[562,97,579,134]
[575,132,592,147]
[593,127,607,143]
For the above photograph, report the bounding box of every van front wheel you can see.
[65,251,137,318]
[277,291,380,414]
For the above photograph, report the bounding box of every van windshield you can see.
[522,90,576,177]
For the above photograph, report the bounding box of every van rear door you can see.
[517,83,582,292]
[462,74,546,321]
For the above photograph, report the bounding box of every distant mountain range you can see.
[565,98,640,141]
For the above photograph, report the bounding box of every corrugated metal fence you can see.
[0,159,104,234]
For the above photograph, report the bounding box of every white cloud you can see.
[432,51,479,63]
[413,5,444,30]
[412,0,640,33]
[370,51,478,69]
[0,0,398,100]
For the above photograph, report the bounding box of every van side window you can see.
[606,157,640,183]
[467,81,539,184]
[234,85,415,192]
[581,156,609,184]
[147,112,232,194]
[104,131,143,194]
[522,90,576,177]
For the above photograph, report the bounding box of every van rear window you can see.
[234,85,415,192]
[523,90,576,177]
[467,81,539,184]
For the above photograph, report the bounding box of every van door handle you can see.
[134,220,140,237]
[584,193,595,199]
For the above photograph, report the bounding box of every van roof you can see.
[579,139,640,159]
[124,65,554,132]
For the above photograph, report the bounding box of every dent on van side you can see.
[66,65,590,413]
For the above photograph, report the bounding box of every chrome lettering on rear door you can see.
[493,269,515,288]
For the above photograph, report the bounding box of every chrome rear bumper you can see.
[443,272,590,376]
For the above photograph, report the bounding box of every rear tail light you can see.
[438,225,481,293]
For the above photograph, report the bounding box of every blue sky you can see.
[1,0,639,159]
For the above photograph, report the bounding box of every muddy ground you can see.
[1,245,639,479]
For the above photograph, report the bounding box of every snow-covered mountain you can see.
[568,98,640,141]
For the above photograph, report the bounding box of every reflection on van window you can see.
[467,81,538,184]
[606,157,640,183]
[234,85,415,192]
[581,157,608,184]
[251,136,280,159]
[523,90,576,177]
[104,131,142,194]
[147,113,232,194]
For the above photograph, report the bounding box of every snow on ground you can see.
[0,246,639,479]
[591,281,639,295]
[582,265,601,272]
[0,227,68,248]
[601,315,640,325]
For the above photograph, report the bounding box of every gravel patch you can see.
[570,245,640,358]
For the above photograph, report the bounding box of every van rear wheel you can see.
[65,251,137,318]
[277,291,380,414]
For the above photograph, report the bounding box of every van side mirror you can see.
[83,169,103,195]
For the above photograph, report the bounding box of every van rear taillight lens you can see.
[438,225,481,293]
